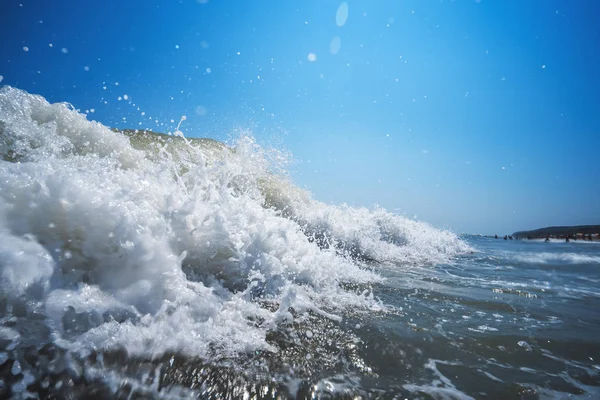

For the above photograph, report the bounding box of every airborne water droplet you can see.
[336,2,349,27]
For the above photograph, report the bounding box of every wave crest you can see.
[0,87,470,388]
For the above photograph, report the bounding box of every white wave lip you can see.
[0,86,469,362]
[513,252,600,265]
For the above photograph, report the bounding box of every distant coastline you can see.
[512,225,600,241]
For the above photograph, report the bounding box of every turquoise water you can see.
[0,88,599,399]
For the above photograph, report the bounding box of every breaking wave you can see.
[0,86,470,397]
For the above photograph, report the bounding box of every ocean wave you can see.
[0,86,470,395]
[511,252,600,265]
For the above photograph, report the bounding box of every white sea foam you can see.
[512,252,600,265]
[404,359,475,400]
[0,87,469,372]
[261,176,472,266]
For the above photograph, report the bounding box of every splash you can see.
[0,86,470,397]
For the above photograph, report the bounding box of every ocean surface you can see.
[1,87,599,399]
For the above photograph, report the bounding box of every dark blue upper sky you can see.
[1,0,599,234]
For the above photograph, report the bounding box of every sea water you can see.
[0,87,599,399]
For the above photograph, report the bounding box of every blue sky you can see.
[1,0,599,235]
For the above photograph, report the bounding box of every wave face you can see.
[0,87,470,397]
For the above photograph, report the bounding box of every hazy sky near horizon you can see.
[1,0,599,235]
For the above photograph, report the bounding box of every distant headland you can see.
[512,225,600,241]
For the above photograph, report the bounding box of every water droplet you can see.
[11,360,22,375]
[330,36,341,55]
[336,2,349,27]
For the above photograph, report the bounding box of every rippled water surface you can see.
[363,237,600,399]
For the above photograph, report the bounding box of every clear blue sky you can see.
[1,0,599,235]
